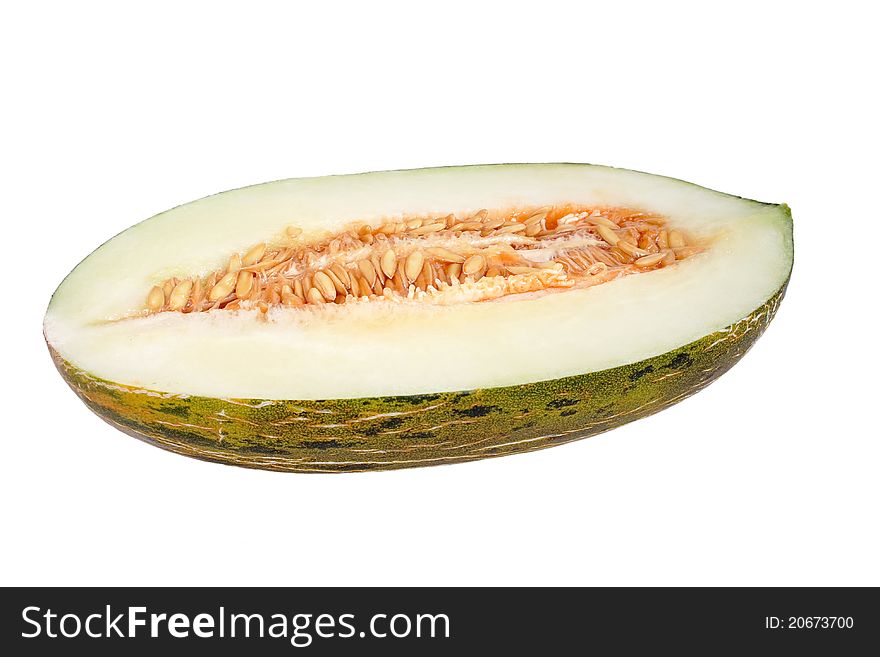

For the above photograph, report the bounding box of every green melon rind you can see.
[47,284,787,473]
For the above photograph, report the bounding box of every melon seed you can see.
[596,225,620,245]
[634,253,665,268]
[324,268,348,295]
[380,249,397,277]
[357,259,377,286]
[524,210,549,226]
[525,222,543,237]
[446,262,463,281]
[147,286,165,311]
[587,215,618,229]
[209,272,237,301]
[331,263,352,289]
[617,240,650,258]
[426,247,465,263]
[145,205,700,314]
[234,271,253,298]
[167,280,192,311]
[463,254,486,276]
[453,221,483,231]
[313,271,337,301]
[410,223,445,235]
[242,243,266,266]
[404,250,425,281]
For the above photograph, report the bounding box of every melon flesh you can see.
[45,164,793,400]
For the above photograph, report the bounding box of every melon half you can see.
[44,164,793,472]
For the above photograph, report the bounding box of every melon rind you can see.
[49,288,786,473]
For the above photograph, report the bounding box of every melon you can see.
[44,164,793,472]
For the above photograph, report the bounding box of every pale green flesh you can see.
[45,164,793,400]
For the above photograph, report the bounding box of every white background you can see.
[2,1,877,586]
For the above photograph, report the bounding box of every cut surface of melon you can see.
[45,164,793,400]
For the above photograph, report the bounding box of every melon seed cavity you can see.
[144,206,700,314]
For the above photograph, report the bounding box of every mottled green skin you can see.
[49,289,785,473]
